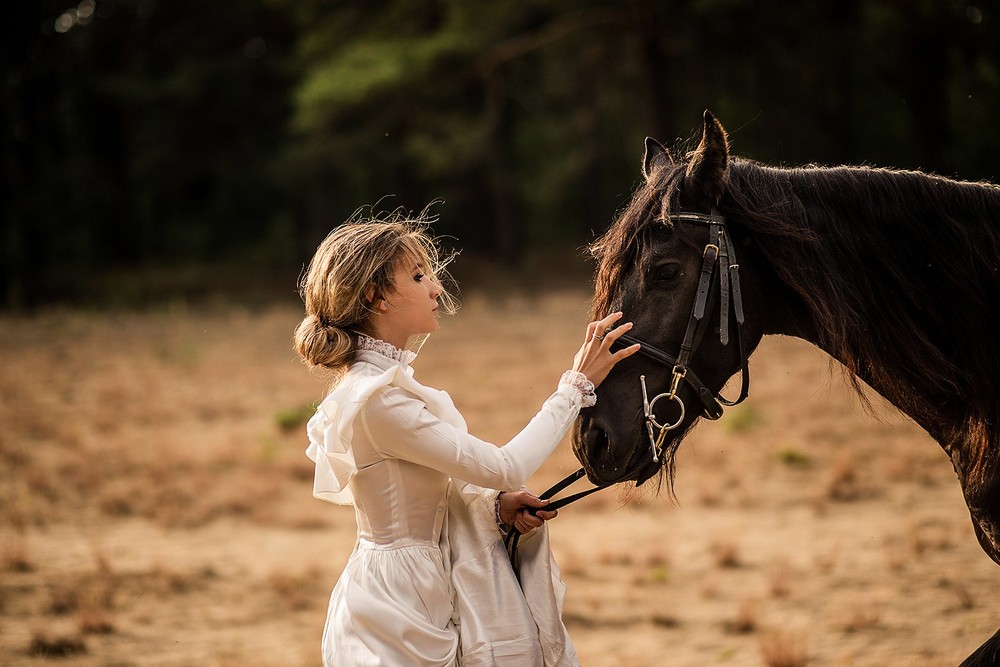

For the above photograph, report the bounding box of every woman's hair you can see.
[293,206,457,380]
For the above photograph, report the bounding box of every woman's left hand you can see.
[498,489,557,534]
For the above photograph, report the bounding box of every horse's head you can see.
[574,111,770,491]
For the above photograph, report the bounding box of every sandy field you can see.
[2,290,999,666]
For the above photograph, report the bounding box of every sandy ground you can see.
[2,290,998,666]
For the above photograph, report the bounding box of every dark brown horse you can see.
[573,111,1000,665]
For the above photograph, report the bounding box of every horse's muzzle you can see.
[574,418,659,486]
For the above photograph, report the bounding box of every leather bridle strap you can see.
[612,332,724,419]
[503,468,609,582]
[613,209,750,413]
[717,224,749,406]
[503,443,659,581]
[676,219,722,370]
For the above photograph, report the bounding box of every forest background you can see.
[3,0,999,310]
[5,4,1000,665]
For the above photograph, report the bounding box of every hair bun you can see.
[294,314,354,370]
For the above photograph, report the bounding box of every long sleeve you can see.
[360,378,588,491]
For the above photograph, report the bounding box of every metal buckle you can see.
[668,366,687,399]
[640,374,686,463]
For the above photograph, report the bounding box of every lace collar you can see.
[356,333,417,366]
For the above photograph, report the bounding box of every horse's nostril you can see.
[590,426,610,458]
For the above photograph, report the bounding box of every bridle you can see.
[616,207,750,463]
[505,208,751,577]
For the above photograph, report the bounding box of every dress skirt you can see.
[323,540,459,666]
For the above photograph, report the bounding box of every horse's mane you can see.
[593,156,1000,485]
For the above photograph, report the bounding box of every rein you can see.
[503,461,646,581]
[505,208,751,578]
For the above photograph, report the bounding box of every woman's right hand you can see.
[571,312,640,387]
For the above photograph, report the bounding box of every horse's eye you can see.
[653,263,681,284]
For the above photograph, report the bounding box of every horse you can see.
[572,110,1000,665]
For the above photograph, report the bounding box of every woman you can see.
[294,210,638,666]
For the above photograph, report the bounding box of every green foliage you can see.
[258,435,281,465]
[4,0,1000,307]
[777,448,811,467]
[154,338,201,365]
[722,404,763,434]
[295,33,471,130]
[275,403,317,433]
[648,566,670,584]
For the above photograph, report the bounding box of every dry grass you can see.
[940,578,976,611]
[837,605,881,633]
[77,607,116,635]
[725,599,760,635]
[268,565,327,611]
[2,532,33,573]
[826,452,862,501]
[27,631,87,658]
[711,539,742,569]
[767,558,794,598]
[759,629,808,667]
[1,294,998,666]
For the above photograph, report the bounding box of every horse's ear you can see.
[642,137,673,180]
[685,110,729,204]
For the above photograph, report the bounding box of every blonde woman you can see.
[294,210,638,666]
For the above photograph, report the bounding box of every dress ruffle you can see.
[305,358,469,506]
[356,333,418,365]
[305,364,403,505]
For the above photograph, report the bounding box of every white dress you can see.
[305,338,590,666]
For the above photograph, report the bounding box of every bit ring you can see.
[647,392,685,432]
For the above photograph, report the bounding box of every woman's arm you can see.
[361,311,639,490]
[361,377,585,490]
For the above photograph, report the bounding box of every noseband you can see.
[507,208,751,579]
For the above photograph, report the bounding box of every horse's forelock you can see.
[591,167,685,319]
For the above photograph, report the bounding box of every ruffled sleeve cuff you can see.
[559,370,596,409]
[492,489,512,537]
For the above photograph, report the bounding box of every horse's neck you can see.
[755,161,1000,223]
[743,163,1000,440]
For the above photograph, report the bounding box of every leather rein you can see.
[505,209,750,578]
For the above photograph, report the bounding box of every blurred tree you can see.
[279,0,638,261]
[2,0,998,308]
[3,0,296,307]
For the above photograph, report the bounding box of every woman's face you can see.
[376,254,442,345]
